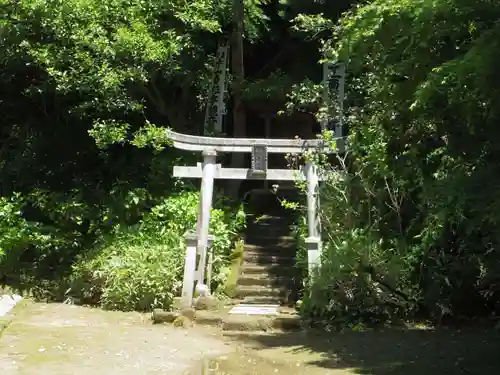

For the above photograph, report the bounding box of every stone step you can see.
[239,264,296,277]
[243,244,296,257]
[223,295,299,308]
[228,303,280,316]
[246,227,292,237]
[195,310,302,332]
[248,214,286,220]
[234,285,287,299]
[237,273,293,287]
[221,314,301,331]
[247,219,291,228]
[245,230,292,239]
[242,253,295,266]
[244,236,294,247]
[240,296,284,305]
[257,220,292,225]
[215,296,284,306]
[247,216,291,228]
[247,220,291,227]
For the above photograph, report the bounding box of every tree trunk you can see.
[228,0,246,198]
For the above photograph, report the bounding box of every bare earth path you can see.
[0,302,337,375]
[0,302,233,375]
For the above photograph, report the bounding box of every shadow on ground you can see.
[226,327,500,375]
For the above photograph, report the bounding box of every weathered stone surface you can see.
[222,315,274,332]
[194,296,218,311]
[173,316,194,328]
[151,309,180,324]
[179,307,196,320]
[194,310,224,327]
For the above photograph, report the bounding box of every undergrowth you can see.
[67,191,246,311]
[0,191,246,312]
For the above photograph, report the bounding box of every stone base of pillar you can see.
[305,236,322,279]
[181,232,198,309]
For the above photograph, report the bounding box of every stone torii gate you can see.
[167,130,342,308]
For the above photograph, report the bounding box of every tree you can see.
[295,0,500,323]
[0,0,235,282]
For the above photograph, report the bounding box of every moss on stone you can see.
[221,240,245,298]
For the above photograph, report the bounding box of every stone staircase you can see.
[215,190,302,331]
[234,215,298,306]
[164,190,303,332]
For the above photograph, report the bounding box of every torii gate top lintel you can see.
[166,129,341,154]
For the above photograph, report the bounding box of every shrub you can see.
[69,228,185,310]
[0,195,31,262]
[292,147,421,328]
[68,191,246,311]
[300,228,418,328]
[290,214,308,294]
[0,193,78,286]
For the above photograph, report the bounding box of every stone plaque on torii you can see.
[167,129,345,308]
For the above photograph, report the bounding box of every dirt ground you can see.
[0,301,233,375]
[1,301,499,375]
[218,327,500,375]
[0,301,334,375]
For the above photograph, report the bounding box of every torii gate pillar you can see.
[304,162,321,278]
[195,149,217,287]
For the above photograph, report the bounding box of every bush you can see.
[300,228,418,328]
[0,193,79,287]
[297,139,500,327]
[0,195,31,262]
[68,191,246,311]
[295,149,421,328]
[290,214,308,295]
[68,228,185,310]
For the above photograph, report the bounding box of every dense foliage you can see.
[293,0,500,326]
[0,0,254,303]
[69,192,245,311]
